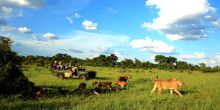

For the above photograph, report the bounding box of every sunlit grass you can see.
[0,65,220,110]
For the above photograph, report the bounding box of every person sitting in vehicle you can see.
[71,66,78,76]
[58,61,64,69]
[66,63,72,69]
[52,61,58,69]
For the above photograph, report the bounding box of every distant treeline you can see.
[20,53,220,73]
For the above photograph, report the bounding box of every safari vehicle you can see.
[52,67,96,80]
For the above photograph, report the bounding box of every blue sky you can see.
[0,0,220,66]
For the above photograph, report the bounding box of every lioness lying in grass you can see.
[150,76,184,97]
[116,74,131,88]
[118,74,132,82]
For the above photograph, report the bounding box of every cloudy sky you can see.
[0,0,220,66]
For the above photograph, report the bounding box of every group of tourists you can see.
[52,61,85,78]
[52,61,73,70]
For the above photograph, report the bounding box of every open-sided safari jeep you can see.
[52,67,96,80]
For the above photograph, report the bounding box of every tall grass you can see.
[0,65,220,110]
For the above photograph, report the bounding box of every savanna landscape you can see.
[1,64,220,110]
[1,0,220,110]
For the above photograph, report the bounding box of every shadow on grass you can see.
[37,84,122,98]
[180,89,197,95]
[95,77,111,80]
[36,85,93,98]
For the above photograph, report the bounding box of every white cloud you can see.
[166,34,185,41]
[0,26,16,31]
[113,51,122,57]
[113,51,125,61]
[91,47,114,55]
[66,16,73,24]
[148,55,157,63]
[205,53,220,67]
[130,37,176,54]
[66,13,80,24]
[74,13,80,18]
[82,20,98,30]
[0,6,13,14]
[144,0,219,41]
[141,22,150,29]
[212,21,219,28]
[17,27,32,34]
[43,33,56,39]
[0,7,23,18]
[0,0,45,18]
[1,0,46,8]
[180,52,207,60]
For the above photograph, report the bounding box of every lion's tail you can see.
[151,76,158,82]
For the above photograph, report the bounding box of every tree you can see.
[25,55,36,64]
[154,55,177,70]
[106,54,118,67]
[166,56,177,65]
[142,61,154,69]
[120,59,134,68]
[199,63,206,67]
[191,64,200,71]
[176,61,189,71]
[155,55,166,64]
[0,36,35,97]
[134,58,142,68]
[92,55,107,66]
[52,53,72,61]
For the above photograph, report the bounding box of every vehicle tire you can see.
[79,75,87,80]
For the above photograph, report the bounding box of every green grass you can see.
[1,65,220,110]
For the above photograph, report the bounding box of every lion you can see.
[118,74,132,82]
[76,83,87,90]
[115,74,131,88]
[150,76,184,97]
[115,81,127,88]
[74,83,87,93]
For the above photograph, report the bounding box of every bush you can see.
[0,36,36,98]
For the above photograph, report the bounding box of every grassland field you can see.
[0,65,220,110]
